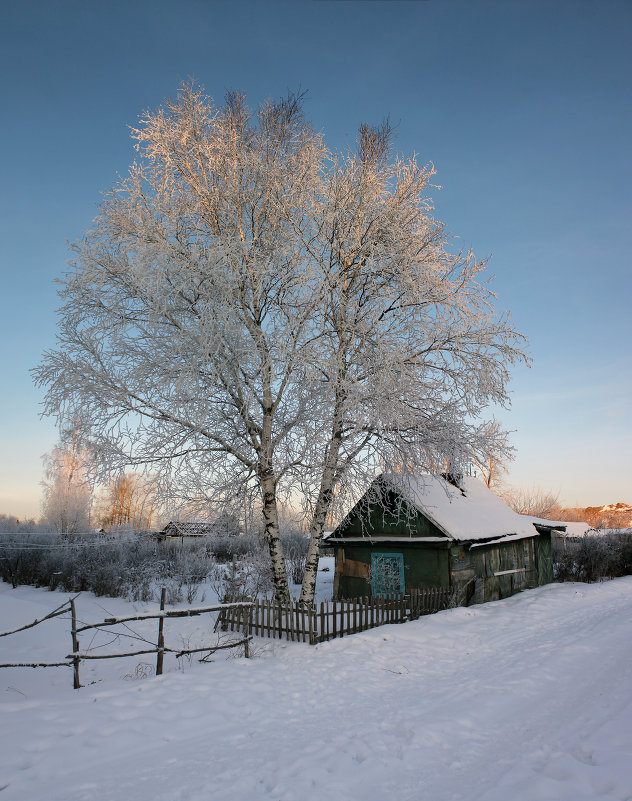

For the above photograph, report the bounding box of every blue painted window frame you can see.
[371,552,405,596]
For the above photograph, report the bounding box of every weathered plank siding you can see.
[469,538,539,604]
[334,542,450,600]
[335,537,544,605]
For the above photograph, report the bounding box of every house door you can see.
[371,553,405,596]
[537,533,553,585]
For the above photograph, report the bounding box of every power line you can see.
[0,539,157,551]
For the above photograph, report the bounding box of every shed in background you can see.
[158,521,215,540]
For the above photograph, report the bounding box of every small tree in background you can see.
[500,484,560,519]
[42,425,93,535]
[468,421,510,490]
[97,473,158,531]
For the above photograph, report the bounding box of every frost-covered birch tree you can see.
[42,425,93,535]
[34,84,527,603]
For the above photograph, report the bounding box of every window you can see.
[371,552,405,595]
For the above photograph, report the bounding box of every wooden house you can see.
[325,473,559,605]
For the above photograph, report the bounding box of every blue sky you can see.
[1,0,630,518]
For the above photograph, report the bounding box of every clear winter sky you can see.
[1,0,630,519]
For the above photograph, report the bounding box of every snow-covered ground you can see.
[1,575,631,801]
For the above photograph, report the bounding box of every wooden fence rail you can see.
[0,597,76,672]
[0,593,254,689]
[68,597,254,687]
[0,596,77,639]
[219,587,451,645]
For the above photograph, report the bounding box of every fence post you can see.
[70,597,81,689]
[156,587,166,676]
[243,604,251,658]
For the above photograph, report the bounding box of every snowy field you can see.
[1,576,631,801]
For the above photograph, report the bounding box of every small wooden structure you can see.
[326,473,559,605]
[158,521,216,540]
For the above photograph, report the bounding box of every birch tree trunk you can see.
[260,470,290,603]
[299,465,338,605]
[299,372,348,605]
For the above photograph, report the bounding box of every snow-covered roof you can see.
[523,516,593,538]
[160,521,215,537]
[377,473,538,542]
[558,522,595,537]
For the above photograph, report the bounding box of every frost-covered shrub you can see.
[554,549,577,583]
[211,545,274,603]
[282,532,308,585]
[0,531,216,601]
[0,532,56,588]
[206,532,259,562]
[618,533,632,575]
[0,529,315,601]
[554,532,632,582]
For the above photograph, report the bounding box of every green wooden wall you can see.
[336,486,447,540]
[333,535,550,603]
[536,531,553,585]
[334,542,450,599]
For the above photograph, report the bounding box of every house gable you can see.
[330,483,449,542]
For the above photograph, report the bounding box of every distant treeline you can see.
[0,514,51,533]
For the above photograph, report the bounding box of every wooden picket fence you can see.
[219,586,451,645]
[408,587,453,619]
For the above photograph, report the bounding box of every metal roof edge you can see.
[468,530,539,549]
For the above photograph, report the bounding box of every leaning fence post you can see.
[156,587,166,676]
[70,597,81,689]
